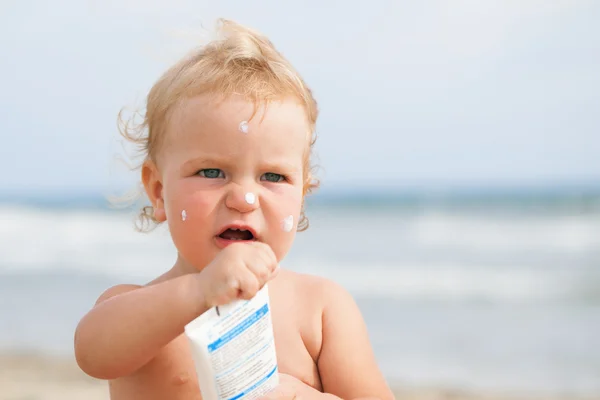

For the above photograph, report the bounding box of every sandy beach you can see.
[1,353,598,400]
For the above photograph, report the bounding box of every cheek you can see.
[273,186,303,224]
[164,184,221,266]
[165,184,217,224]
[166,185,218,242]
[264,186,303,261]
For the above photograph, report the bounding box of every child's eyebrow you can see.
[181,155,233,170]
[181,156,301,174]
[260,161,301,174]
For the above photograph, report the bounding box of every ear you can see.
[141,160,166,222]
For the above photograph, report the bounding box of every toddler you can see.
[74,19,393,400]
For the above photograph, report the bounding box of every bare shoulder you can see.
[95,283,142,305]
[284,271,362,330]
[269,269,345,363]
[270,269,356,325]
[94,271,171,305]
[277,271,394,400]
[274,268,345,303]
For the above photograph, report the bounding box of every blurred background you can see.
[1,1,599,399]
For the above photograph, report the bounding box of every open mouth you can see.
[218,227,255,241]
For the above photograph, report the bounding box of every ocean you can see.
[1,191,599,396]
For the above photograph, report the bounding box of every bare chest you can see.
[109,308,322,400]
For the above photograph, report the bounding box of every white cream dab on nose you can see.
[282,215,294,232]
[239,121,249,134]
[181,210,187,221]
[245,192,256,205]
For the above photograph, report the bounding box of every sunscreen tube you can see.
[184,285,279,400]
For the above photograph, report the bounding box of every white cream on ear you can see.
[282,215,294,232]
[181,210,187,221]
[245,192,256,205]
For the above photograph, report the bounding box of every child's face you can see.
[146,95,309,272]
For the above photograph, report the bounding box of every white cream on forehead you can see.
[245,192,256,205]
[239,121,249,134]
[282,215,294,232]
[181,210,187,221]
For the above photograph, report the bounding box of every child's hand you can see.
[196,242,279,308]
[259,374,337,400]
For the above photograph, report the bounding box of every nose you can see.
[225,183,260,213]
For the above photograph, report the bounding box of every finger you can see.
[244,243,277,284]
[247,244,276,280]
[245,257,270,287]
[257,388,288,400]
[260,245,280,276]
[225,276,241,297]
[269,264,280,280]
[257,243,278,273]
[253,241,275,258]
[236,269,260,300]
[265,388,297,400]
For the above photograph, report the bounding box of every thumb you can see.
[258,386,297,400]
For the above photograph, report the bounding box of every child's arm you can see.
[74,274,207,380]
[74,242,278,381]
[317,281,395,400]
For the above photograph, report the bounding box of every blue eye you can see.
[261,172,285,182]
[198,169,224,179]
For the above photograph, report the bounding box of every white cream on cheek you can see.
[282,215,294,232]
[181,210,187,221]
[239,121,249,134]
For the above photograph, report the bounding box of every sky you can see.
[1,0,599,196]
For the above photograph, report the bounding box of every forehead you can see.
[163,94,310,164]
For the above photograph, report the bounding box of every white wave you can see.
[409,211,600,253]
[0,205,174,279]
[307,208,600,254]
[289,262,589,303]
[1,205,597,303]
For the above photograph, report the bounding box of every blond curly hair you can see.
[117,19,320,232]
